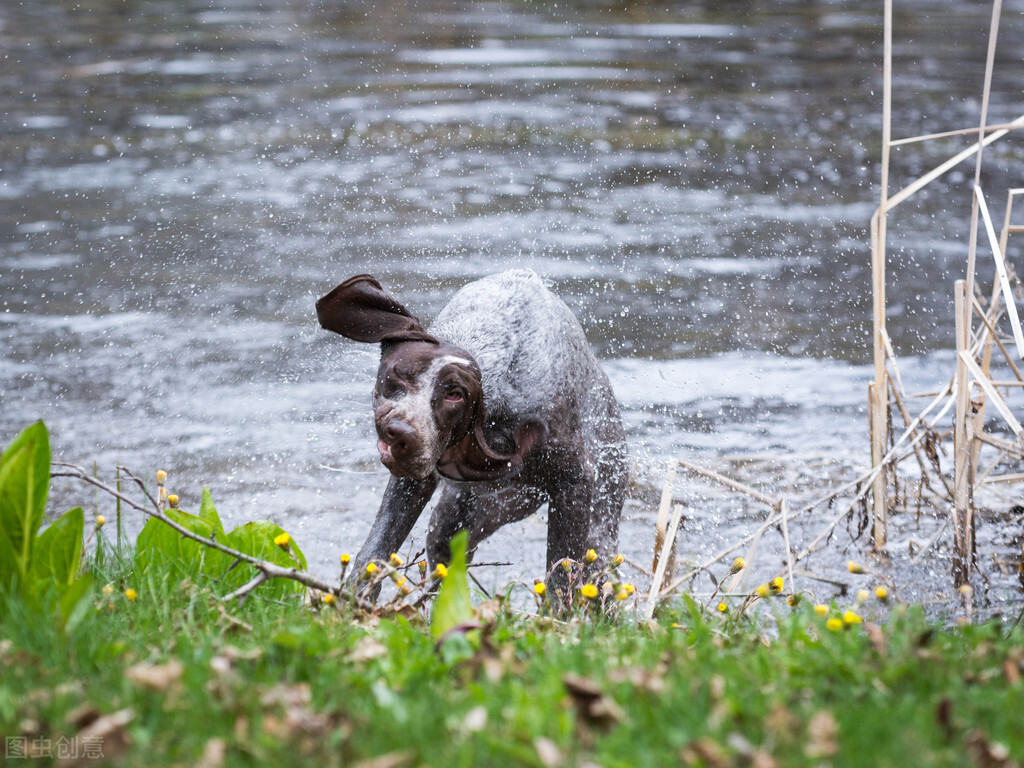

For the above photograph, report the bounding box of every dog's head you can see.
[317,275,540,481]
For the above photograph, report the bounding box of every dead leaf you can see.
[805,710,839,760]
[260,682,312,709]
[126,659,184,692]
[534,737,563,767]
[351,751,414,768]
[57,708,134,768]
[682,737,729,767]
[65,703,100,730]
[195,737,227,768]
[964,729,1016,768]
[349,636,388,664]
[458,705,488,736]
[563,674,625,729]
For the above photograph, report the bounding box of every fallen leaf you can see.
[57,708,134,768]
[805,710,838,760]
[126,660,184,692]
[563,673,625,729]
[351,751,414,768]
[260,682,312,709]
[534,737,563,767]
[349,636,388,664]
[194,737,227,768]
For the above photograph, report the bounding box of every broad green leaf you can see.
[222,521,307,598]
[197,487,226,539]
[30,507,84,588]
[0,422,50,568]
[431,530,474,641]
[59,572,93,632]
[135,509,215,579]
[0,444,36,585]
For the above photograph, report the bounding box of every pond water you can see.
[3,0,1023,612]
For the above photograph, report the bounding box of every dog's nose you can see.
[382,420,420,460]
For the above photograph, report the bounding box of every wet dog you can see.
[316,270,627,587]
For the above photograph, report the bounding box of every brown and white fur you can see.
[316,270,627,590]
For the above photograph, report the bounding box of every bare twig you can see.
[52,462,376,611]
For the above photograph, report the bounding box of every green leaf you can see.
[30,507,84,588]
[431,530,474,641]
[135,509,215,579]
[58,572,93,632]
[197,487,226,539]
[221,521,307,598]
[0,422,50,574]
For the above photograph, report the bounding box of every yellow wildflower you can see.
[156,469,167,485]
[274,532,290,548]
[843,610,863,627]
[389,553,403,567]
[717,602,728,613]
[623,583,635,596]
[365,562,377,576]
[611,553,624,568]
[322,593,336,605]
[102,584,114,596]
[534,581,546,596]
[856,589,870,604]
[585,549,598,564]
[730,557,745,574]
[417,560,428,575]
[432,563,448,580]
[769,577,784,594]
[561,559,573,572]
[787,594,801,608]
[96,515,106,527]
[124,588,137,602]
[580,583,599,600]
[754,583,770,598]
[874,585,889,601]
[393,576,406,589]
[848,560,866,574]
[340,553,351,565]
[167,494,179,509]
[826,617,843,632]
[814,603,830,616]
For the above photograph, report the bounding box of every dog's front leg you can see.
[352,473,438,597]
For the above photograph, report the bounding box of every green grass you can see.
[2,544,1023,768]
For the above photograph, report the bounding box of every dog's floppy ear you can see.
[437,388,545,481]
[316,274,438,345]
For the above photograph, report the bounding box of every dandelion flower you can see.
[874,585,889,601]
[814,603,830,616]
[322,593,336,605]
[96,515,106,526]
[365,562,377,576]
[717,602,728,613]
[580,583,599,600]
[340,553,351,565]
[124,588,137,602]
[754,583,770,598]
[432,563,448,580]
[848,560,866,574]
[623,584,635,596]
[787,594,801,608]
[561,559,573,572]
[417,560,428,575]
[167,494,179,509]
[730,557,745,574]
[274,532,291,548]
[826,617,843,632]
[769,577,784,594]
[389,553,403,567]
[534,582,546,596]
[611,553,624,568]
[156,469,167,485]
[843,610,862,627]
[393,576,406,589]
[584,549,598,564]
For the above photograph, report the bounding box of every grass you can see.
[2,540,1024,768]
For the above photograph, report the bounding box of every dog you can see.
[316,270,627,589]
